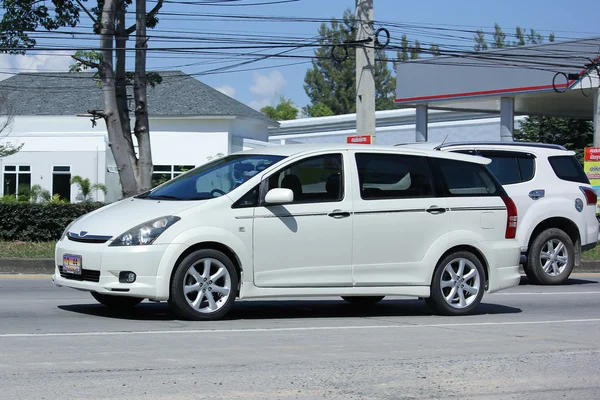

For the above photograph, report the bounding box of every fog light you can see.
[119,271,136,283]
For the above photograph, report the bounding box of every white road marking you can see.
[2,318,600,338]
[493,291,600,295]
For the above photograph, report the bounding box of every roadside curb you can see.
[0,258,55,274]
[2,258,600,275]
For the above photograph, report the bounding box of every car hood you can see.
[69,198,204,238]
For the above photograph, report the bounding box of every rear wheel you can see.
[91,292,143,309]
[341,296,384,306]
[527,228,574,285]
[425,251,485,316]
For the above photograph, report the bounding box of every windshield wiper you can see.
[146,194,184,201]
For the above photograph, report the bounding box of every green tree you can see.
[398,35,410,61]
[492,23,506,49]
[71,176,108,202]
[410,40,422,60]
[0,91,21,158]
[304,103,335,118]
[515,117,592,163]
[260,96,299,120]
[429,44,441,57]
[474,29,488,51]
[303,8,396,115]
[0,0,165,199]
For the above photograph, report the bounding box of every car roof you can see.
[237,143,491,164]
[396,141,575,156]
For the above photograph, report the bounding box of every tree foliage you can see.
[0,0,165,199]
[71,175,108,202]
[261,96,299,121]
[516,117,592,163]
[0,91,21,158]
[304,8,396,115]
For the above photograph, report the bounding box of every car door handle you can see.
[426,206,447,215]
[529,189,545,200]
[328,210,351,219]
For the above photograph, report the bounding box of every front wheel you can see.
[91,292,143,309]
[425,251,485,316]
[169,249,239,321]
[527,228,574,285]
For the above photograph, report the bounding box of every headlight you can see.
[110,216,180,247]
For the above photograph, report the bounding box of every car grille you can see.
[58,266,101,282]
[67,233,112,244]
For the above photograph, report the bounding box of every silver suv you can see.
[401,141,599,285]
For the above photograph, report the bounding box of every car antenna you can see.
[434,134,449,151]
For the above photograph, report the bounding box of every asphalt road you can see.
[1,275,600,400]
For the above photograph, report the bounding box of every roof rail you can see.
[394,141,568,151]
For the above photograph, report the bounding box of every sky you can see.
[0,0,599,115]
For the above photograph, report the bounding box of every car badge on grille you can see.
[79,231,88,237]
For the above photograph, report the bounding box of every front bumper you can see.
[52,238,171,300]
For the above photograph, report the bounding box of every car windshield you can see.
[140,154,286,201]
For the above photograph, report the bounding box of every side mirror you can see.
[264,188,294,204]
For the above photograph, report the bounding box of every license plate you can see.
[63,254,82,275]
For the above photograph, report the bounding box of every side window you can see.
[478,151,536,185]
[435,158,502,196]
[355,153,434,200]
[232,185,259,208]
[267,154,343,204]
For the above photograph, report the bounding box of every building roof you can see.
[394,37,600,118]
[0,70,277,125]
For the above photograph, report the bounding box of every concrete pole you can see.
[500,97,515,142]
[594,89,600,147]
[416,104,428,142]
[355,0,375,144]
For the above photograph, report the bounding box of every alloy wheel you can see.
[440,258,481,309]
[539,239,569,276]
[183,257,232,314]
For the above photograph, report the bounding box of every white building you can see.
[269,108,524,145]
[0,71,278,202]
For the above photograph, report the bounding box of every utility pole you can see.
[355,0,376,144]
[594,87,600,147]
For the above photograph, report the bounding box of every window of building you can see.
[152,165,195,188]
[3,165,31,196]
[52,166,71,201]
[267,154,343,204]
[355,153,434,199]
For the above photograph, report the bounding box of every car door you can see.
[350,151,450,286]
[253,152,354,287]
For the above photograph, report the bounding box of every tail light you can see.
[501,196,518,239]
[580,186,597,206]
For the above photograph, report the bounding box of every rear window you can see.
[548,155,589,184]
[435,158,504,196]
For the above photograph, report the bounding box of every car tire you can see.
[91,292,143,309]
[169,249,239,321]
[425,251,485,316]
[522,263,540,284]
[341,296,384,306]
[527,228,575,285]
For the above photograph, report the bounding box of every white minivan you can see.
[52,144,522,320]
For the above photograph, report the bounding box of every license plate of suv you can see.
[63,254,82,275]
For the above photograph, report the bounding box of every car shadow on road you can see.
[519,276,598,286]
[58,298,521,321]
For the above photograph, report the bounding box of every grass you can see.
[0,240,600,261]
[0,241,56,258]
